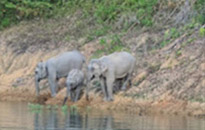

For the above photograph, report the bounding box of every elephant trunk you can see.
[63,84,71,105]
[35,76,40,96]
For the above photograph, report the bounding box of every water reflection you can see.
[33,109,119,130]
[0,102,205,130]
[32,108,205,130]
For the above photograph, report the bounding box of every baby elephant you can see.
[63,69,85,105]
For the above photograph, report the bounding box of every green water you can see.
[0,102,204,130]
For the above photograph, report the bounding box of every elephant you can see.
[35,50,85,97]
[63,69,85,105]
[86,51,136,101]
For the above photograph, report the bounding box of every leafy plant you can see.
[92,34,128,58]
[194,0,205,25]
[199,27,205,37]
[0,0,158,30]
[61,105,68,112]
[160,28,180,47]
[0,0,54,29]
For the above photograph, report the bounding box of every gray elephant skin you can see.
[87,51,136,101]
[63,69,85,105]
[35,50,85,97]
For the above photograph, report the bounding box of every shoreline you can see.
[0,89,205,118]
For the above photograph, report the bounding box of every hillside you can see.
[0,0,204,116]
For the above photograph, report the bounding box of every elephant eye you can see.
[70,83,73,87]
[35,71,38,74]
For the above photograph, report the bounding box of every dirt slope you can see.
[0,19,204,116]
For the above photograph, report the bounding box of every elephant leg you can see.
[100,77,108,101]
[114,79,122,93]
[128,79,132,88]
[63,88,70,105]
[55,78,59,92]
[86,81,91,101]
[121,74,131,91]
[70,91,73,102]
[47,67,58,97]
[74,87,81,102]
[106,76,115,101]
[72,91,76,102]
[48,75,57,97]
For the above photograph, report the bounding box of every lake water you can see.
[0,102,205,130]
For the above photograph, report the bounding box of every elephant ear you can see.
[42,62,48,76]
[100,61,108,74]
[37,62,47,78]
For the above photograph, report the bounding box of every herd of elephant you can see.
[34,50,136,105]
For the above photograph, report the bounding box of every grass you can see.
[61,105,68,113]
[1,0,158,30]
[91,34,129,58]
[28,103,65,111]
[176,49,182,57]
[160,28,181,48]
[199,27,205,37]
[28,103,43,110]
[190,96,205,103]
[70,105,78,111]
[70,105,78,115]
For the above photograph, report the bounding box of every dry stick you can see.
[162,33,189,54]
[164,5,179,24]
[126,22,139,33]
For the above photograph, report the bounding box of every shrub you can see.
[0,0,158,29]
[0,0,54,29]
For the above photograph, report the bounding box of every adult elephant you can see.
[34,50,85,97]
[87,51,136,101]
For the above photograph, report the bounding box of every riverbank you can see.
[0,8,205,117]
[1,86,205,117]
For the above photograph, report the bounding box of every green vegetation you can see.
[28,103,43,110]
[70,105,78,111]
[194,0,205,25]
[70,105,78,115]
[199,27,205,37]
[28,103,43,113]
[160,28,181,47]
[176,49,182,57]
[0,0,157,29]
[61,105,68,112]
[1,0,204,30]
[0,0,54,29]
[92,34,129,58]
[190,96,205,103]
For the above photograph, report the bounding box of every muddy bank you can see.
[1,87,205,117]
[0,18,205,117]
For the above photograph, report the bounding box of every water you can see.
[0,102,205,130]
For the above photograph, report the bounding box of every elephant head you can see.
[34,62,47,96]
[66,79,76,90]
[87,59,108,81]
